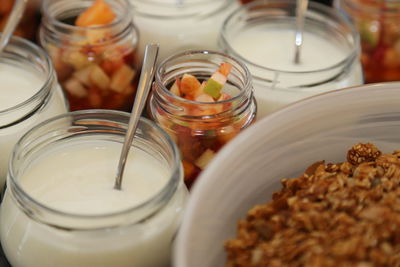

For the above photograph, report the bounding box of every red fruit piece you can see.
[218,62,233,77]
[180,74,201,99]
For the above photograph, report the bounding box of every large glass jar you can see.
[336,0,400,83]
[219,0,363,118]
[0,110,187,267]
[0,35,67,191]
[40,0,139,111]
[149,50,256,187]
[130,0,239,62]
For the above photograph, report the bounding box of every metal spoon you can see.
[114,44,159,190]
[0,0,27,52]
[293,0,309,64]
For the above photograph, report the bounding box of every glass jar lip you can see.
[41,0,132,32]
[220,0,360,76]
[0,35,54,115]
[8,109,182,221]
[155,49,253,106]
[131,0,233,19]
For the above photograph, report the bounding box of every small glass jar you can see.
[0,35,67,191]
[0,0,40,41]
[130,0,239,62]
[336,0,400,83]
[149,50,256,187]
[40,0,139,111]
[219,0,363,118]
[0,110,187,267]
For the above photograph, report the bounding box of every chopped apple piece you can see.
[219,62,233,76]
[194,149,215,170]
[203,72,226,99]
[64,78,88,98]
[110,64,136,93]
[62,50,91,69]
[195,94,214,103]
[180,74,201,98]
[75,0,116,27]
[89,65,110,90]
[73,65,94,87]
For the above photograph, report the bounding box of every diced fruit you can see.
[170,78,181,96]
[73,65,94,87]
[195,94,214,103]
[180,74,201,98]
[110,64,136,93]
[62,50,91,69]
[89,65,111,90]
[219,62,233,76]
[194,149,215,169]
[203,72,226,99]
[75,0,116,27]
[64,78,88,98]
[88,87,102,107]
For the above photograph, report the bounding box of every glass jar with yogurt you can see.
[0,110,187,267]
[40,0,139,111]
[336,0,400,83]
[130,0,239,62]
[219,0,363,118]
[149,50,256,187]
[0,35,67,191]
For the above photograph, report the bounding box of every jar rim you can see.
[0,35,55,117]
[41,0,133,32]
[8,110,182,228]
[219,0,360,76]
[155,50,253,109]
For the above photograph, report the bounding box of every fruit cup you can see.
[149,50,257,188]
[40,0,139,111]
[337,0,400,83]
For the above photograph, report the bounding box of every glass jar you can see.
[149,50,256,187]
[0,110,187,267]
[219,0,363,118]
[130,0,239,62]
[40,0,139,111]
[336,0,400,83]
[0,35,67,191]
[0,0,40,41]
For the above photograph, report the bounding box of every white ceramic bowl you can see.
[174,82,400,267]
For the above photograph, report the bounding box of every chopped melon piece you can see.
[170,78,181,96]
[89,65,110,90]
[64,78,88,98]
[75,0,116,27]
[194,149,215,170]
[180,74,201,98]
[110,64,136,93]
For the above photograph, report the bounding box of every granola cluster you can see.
[225,143,400,267]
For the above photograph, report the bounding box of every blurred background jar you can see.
[149,50,256,188]
[40,0,139,111]
[130,0,239,62]
[219,0,363,118]
[0,36,67,191]
[336,0,400,83]
[1,110,187,267]
[0,0,40,41]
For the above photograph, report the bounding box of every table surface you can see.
[0,245,10,267]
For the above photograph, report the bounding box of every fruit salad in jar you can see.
[41,0,139,111]
[151,60,256,188]
[340,0,400,83]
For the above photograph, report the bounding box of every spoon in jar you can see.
[0,0,27,52]
[293,0,309,64]
[114,44,159,190]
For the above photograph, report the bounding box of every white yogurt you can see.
[229,26,363,117]
[131,0,239,62]
[0,63,67,188]
[0,139,186,267]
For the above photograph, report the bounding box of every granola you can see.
[225,143,400,267]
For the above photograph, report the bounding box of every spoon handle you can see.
[0,0,27,52]
[294,0,308,64]
[114,44,159,190]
